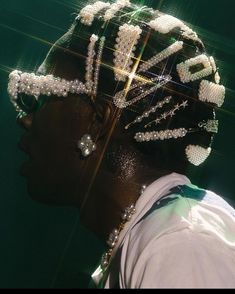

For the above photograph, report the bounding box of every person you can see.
[7,0,235,288]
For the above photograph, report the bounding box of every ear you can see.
[93,98,115,139]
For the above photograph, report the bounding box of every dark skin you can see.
[17,30,174,240]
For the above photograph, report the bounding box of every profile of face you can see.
[16,36,140,211]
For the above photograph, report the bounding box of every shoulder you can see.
[123,184,235,265]
[130,184,235,242]
[119,186,235,288]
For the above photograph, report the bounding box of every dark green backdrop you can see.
[0,0,235,288]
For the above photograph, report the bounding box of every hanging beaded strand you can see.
[101,204,136,271]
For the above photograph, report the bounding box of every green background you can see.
[0,0,235,288]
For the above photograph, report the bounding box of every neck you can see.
[80,167,172,241]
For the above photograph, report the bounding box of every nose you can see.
[17,112,33,130]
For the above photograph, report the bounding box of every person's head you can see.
[8,0,225,229]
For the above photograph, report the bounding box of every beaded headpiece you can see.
[8,0,226,166]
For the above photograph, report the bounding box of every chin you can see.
[26,179,62,206]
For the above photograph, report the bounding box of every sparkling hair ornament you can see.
[125,96,172,130]
[185,145,212,166]
[148,14,200,43]
[8,0,226,168]
[8,34,105,107]
[78,0,131,26]
[144,100,188,129]
[114,24,142,81]
[176,54,213,83]
[104,0,131,21]
[199,80,225,107]
[134,119,219,143]
[78,134,97,157]
[79,1,111,26]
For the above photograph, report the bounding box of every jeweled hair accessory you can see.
[114,24,142,82]
[8,34,106,109]
[134,119,219,143]
[78,134,97,157]
[8,0,226,167]
[78,0,131,26]
[199,80,225,107]
[185,145,212,167]
[148,14,200,43]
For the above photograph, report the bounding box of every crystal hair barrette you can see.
[134,119,218,142]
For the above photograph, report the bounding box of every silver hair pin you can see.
[144,100,188,129]
[114,75,172,108]
[93,36,106,97]
[125,96,172,130]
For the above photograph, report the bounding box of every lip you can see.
[18,133,31,155]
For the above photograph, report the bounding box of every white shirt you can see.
[93,173,235,288]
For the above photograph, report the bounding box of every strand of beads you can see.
[101,204,136,271]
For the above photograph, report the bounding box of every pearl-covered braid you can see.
[114,24,142,82]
